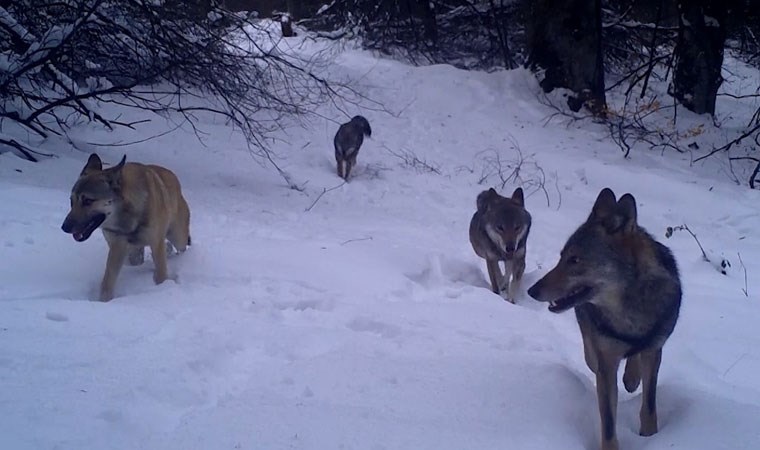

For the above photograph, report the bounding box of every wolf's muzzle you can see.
[61,213,106,242]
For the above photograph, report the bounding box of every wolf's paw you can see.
[153,272,168,285]
[639,416,658,437]
[623,373,641,393]
[498,289,515,303]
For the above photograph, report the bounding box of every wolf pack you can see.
[61,115,681,450]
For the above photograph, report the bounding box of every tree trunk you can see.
[280,13,295,37]
[418,0,438,45]
[526,0,605,114]
[672,0,728,115]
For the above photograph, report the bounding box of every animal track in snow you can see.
[96,409,123,423]
[266,280,333,312]
[45,311,69,322]
[347,317,402,339]
[406,253,489,290]
[273,298,333,312]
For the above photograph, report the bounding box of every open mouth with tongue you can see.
[70,214,106,242]
[548,285,593,313]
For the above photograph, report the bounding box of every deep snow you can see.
[1,28,760,450]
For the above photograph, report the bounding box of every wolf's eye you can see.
[496,225,505,232]
[568,256,580,265]
[81,197,94,206]
[514,225,520,231]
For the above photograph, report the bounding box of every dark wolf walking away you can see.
[527,188,682,450]
[469,187,531,303]
[61,153,191,302]
[334,115,372,181]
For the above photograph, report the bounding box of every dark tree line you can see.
[300,1,528,70]
[299,0,754,116]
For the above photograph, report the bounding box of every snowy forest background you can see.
[2,0,760,187]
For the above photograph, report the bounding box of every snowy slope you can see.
[1,30,760,450]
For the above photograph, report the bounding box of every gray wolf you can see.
[469,187,531,303]
[334,115,372,181]
[527,188,681,450]
[61,153,191,302]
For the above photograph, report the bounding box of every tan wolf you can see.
[61,154,191,302]
[527,188,682,450]
[469,187,532,303]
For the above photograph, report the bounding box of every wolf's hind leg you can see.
[127,246,145,266]
[344,150,358,180]
[623,354,641,393]
[167,197,191,254]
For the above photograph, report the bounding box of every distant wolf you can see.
[61,153,191,302]
[334,115,372,181]
[527,188,682,450]
[469,187,531,303]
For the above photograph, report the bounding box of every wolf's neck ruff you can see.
[102,224,143,245]
[577,300,679,357]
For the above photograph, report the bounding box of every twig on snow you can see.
[341,237,373,245]
[737,252,748,298]
[304,181,346,212]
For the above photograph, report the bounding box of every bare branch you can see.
[737,252,748,298]
[304,181,346,212]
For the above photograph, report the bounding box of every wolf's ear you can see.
[594,192,637,235]
[113,155,127,170]
[615,193,638,233]
[354,115,371,137]
[511,187,524,206]
[588,188,617,222]
[80,153,103,176]
[104,155,127,188]
[476,188,498,213]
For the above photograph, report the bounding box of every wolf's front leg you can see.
[506,278,520,303]
[638,348,662,437]
[506,257,525,303]
[596,352,622,450]
[100,241,128,301]
[150,238,169,284]
[486,259,503,295]
[499,261,514,303]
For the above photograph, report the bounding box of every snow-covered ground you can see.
[1,29,760,450]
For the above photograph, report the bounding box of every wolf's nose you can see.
[505,243,516,253]
[527,283,539,299]
[61,221,72,233]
